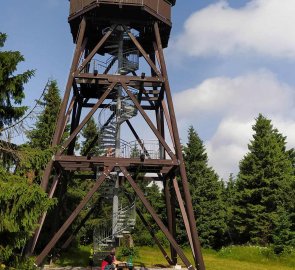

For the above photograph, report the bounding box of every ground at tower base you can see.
[42,246,294,270]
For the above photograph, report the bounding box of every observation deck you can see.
[68,0,176,51]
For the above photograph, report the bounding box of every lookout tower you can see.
[33,1,206,269]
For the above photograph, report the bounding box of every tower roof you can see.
[68,0,175,50]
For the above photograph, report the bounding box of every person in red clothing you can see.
[101,248,119,270]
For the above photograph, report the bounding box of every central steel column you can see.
[112,28,124,239]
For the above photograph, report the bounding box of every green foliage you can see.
[233,114,295,246]
[26,80,61,149]
[130,144,140,158]
[80,117,101,156]
[0,172,54,263]
[55,245,91,267]
[0,34,57,266]
[117,247,139,259]
[132,182,165,247]
[16,146,53,184]
[0,33,34,130]
[222,174,237,245]
[272,206,295,254]
[8,257,38,270]
[183,126,226,249]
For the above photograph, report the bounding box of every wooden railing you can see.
[69,0,171,21]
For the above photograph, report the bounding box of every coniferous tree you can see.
[0,33,53,268]
[0,33,34,130]
[27,80,61,149]
[183,126,226,249]
[80,117,101,156]
[0,169,54,264]
[132,181,166,246]
[233,114,295,246]
[222,174,237,245]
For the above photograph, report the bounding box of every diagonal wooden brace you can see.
[120,166,195,270]
[58,82,117,154]
[78,25,117,72]
[123,25,161,78]
[36,166,114,266]
[121,83,177,161]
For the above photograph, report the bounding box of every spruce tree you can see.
[183,126,226,249]
[80,117,101,156]
[27,80,61,149]
[222,174,237,244]
[0,33,34,130]
[233,114,295,246]
[0,169,54,264]
[0,33,53,267]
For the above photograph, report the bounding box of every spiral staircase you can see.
[93,202,136,250]
[99,94,139,157]
[91,28,140,261]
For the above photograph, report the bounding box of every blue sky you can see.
[1,0,295,179]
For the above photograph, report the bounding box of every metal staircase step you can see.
[102,135,116,140]
[103,131,116,135]
[101,139,115,143]
[106,239,115,243]
[102,143,116,147]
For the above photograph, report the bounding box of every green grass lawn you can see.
[56,245,295,270]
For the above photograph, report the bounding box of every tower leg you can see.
[173,177,195,258]
[164,179,177,265]
[36,166,114,266]
[154,22,206,270]
[52,17,87,147]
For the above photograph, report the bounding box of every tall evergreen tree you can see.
[222,174,237,245]
[80,117,101,156]
[132,181,166,246]
[233,114,295,246]
[0,33,53,268]
[27,80,61,149]
[183,126,226,249]
[0,33,34,130]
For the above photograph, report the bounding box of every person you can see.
[101,248,119,270]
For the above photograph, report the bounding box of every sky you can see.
[1,0,295,179]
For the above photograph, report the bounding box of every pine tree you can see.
[183,126,226,249]
[80,117,101,156]
[233,114,295,246]
[27,80,61,149]
[0,33,34,130]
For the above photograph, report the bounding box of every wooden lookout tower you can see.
[33,1,206,269]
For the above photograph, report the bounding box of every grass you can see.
[55,245,90,266]
[55,245,295,270]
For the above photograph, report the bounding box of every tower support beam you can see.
[154,22,205,270]
[36,166,114,266]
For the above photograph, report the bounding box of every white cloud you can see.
[172,0,295,59]
[174,71,295,179]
